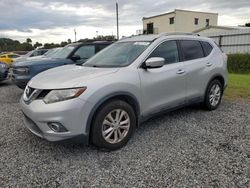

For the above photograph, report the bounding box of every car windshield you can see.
[44,48,62,57]
[50,46,75,59]
[84,41,151,68]
[25,50,34,57]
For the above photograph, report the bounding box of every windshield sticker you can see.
[134,42,150,46]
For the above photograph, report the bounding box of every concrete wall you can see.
[175,10,218,32]
[142,10,218,34]
[143,12,176,34]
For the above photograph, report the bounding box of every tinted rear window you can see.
[201,41,213,56]
[179,40,204,61]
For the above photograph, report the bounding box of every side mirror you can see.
[143,57,165,69]
[71,54,81,61]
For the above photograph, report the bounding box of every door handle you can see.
[206,62,213,67]
[176,69,185,75]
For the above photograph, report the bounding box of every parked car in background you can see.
[0,62,9,82]
[14,49,49,62]
[12,41,112,89]
[13,48,63,63]
[0,53,21,65]
[20,33,228,150]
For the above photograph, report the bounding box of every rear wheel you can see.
[91,100,136,150]
[204,79,223,110]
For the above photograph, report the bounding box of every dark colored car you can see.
[11,41,113,89]
[0,62,9,82]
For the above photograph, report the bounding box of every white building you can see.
[142,9,218,34]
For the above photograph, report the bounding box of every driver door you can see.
[138,40,187,116]
[71,45,96,64]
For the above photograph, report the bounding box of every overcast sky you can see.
[0,0,249,43]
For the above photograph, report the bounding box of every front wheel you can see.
[203,79,223,111]
[91,100,136,150]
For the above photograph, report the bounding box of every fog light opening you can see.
[48,122,68,132]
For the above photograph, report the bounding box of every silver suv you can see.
[20,33,228,150]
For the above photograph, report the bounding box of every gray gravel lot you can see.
[0,80,249,187]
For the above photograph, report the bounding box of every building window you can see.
[169,17,174,24]
[206,19,210,27]
[194,18,199,25]
[147,23,154,34]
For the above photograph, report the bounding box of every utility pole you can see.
[74,29,77,42]
[116,2,119,40]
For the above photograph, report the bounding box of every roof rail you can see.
[158,32,200,37]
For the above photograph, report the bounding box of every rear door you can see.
[139,40,186,116]
[179,40,213,102]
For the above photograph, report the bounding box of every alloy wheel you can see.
[102,109,130,144]
[209,84,221,106]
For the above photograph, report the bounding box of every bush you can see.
[227,54,250,74]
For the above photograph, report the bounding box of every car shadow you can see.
[0,80,12,87]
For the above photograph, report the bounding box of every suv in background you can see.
[14,49,49,62]
[12,41,112,89]
[20,33,228,150]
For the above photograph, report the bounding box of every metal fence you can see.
[200,29,250,54]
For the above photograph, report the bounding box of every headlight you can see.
[15,67,29,74]
[0,63,7,69]
[43,87,86,104]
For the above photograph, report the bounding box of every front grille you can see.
[23,87,50,104]
[25,87,35,98]
[37,90,51,99]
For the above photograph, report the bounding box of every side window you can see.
[74,45,95,59]
[30,51,36,57]
[149,40,179,64]
[179,40,204,61]
[96,44,108,53]
[40,50,48,55]
[36,51,43,56]
[201,41,213,56]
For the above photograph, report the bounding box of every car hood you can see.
[29,65,119,89]
[12,57,70,67]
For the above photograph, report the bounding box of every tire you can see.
[203,79,223,111]
[91,100,136,150]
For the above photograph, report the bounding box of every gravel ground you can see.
[0,80,249,187]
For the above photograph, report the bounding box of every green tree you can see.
[60,41,68,47]
[34,42,42,49]
[44,43,60,49]
[93,35,116,41]
[26,38,32,44]
[67,39,72,44]
[245,23,250,27]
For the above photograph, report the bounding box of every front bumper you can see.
[11,73,30,89]
[0,69,8,81]
[20,96,94,143]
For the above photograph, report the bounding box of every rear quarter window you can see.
[201,41,213,56]
[179,40,204,61]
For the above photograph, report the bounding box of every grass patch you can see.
[224,74,250,101]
